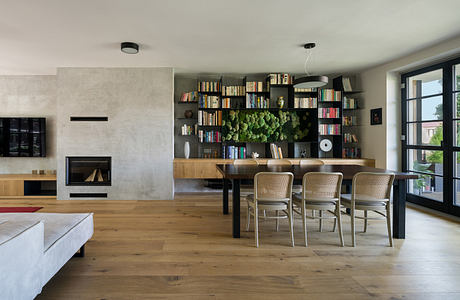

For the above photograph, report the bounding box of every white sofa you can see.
[0,213,94,300]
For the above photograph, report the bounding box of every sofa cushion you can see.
[0,213,92,251]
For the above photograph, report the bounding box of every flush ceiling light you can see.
[121,42,139,54]
[293,43,328,89]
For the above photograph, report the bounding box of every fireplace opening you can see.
[66,157,111,186]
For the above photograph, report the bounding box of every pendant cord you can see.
[304,49,313,76]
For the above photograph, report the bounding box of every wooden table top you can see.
[216,164,418,180]
[0,174,57,181]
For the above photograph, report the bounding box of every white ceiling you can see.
[1,0,460,75]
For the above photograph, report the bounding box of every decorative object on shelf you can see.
[32,170,38,175]
[320,138,333,152]
[370,108,382,125]
[120,42,139,54]
[184,110,193,119]
[251,152,260,159]
[184,141,190,159]
[277,96,285,108]
[293,43,328,89]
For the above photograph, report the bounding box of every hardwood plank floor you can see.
[2,193,460,299]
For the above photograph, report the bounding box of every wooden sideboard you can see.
[0,174,57,199]
[174,158,376,179]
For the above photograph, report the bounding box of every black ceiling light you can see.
[293,43,328,89]
[121,42,139,54]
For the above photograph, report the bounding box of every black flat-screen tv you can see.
[0,118,46,157]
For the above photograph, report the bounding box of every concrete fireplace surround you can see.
[0,68,174,200]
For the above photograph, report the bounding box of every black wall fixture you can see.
[69,193,108,198]
[70,117,108,122]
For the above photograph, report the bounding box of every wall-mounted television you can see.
[0,118,46,157]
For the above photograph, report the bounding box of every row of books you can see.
[198,111,222,126]
[268,73,293,85]
[294,87,316,92]
[180,91,198,102]
[180,124,197,136]
[318,108,340,118]
[294,97,317,108]
[222,85,245,96]
[222,146,247,159]
[344,133,358,143]
[319,124,341,135]
[198,95,219,108]
[198,81,221,92]
[221,97,232,109]
[270,143,284,159]
[343,97,358,109]
[343,147,361,158]
[246,81,266,92]
[343,116,357,126]
[318,89,342,102]
[246,94,269,108]
[202,148,219,159]
[198,130,221,143]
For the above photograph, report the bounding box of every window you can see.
[402,58,460,216]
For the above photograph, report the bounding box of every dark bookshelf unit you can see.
[174,74,362,159]
[333,76,362,158]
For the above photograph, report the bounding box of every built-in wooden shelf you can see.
[0,174,57,199]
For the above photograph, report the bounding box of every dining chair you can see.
[233,159,259,196]
[293,172,343,247]
[246,172,294,247]
[299,159,325,166]
[340,172,395,247]
[293,159,325,193]
[266,159,292,166]
[233,159,259,166]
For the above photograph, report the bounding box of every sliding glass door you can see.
[402,57,460,216]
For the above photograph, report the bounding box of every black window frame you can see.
[401,56,460,217]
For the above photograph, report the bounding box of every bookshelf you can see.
[333,76,362,158]
[174,74,361,159]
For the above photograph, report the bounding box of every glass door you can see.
[402,57,460,216]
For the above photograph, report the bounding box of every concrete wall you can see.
[56,68,174,200]
[359,35,460,170]
[0,76,57,173]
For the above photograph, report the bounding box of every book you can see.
[342,77,352,92]
[222,85,245,96]
[294,97,317,108]
[180,91,198,102]
[268,73,293,85]
[319,89,342,102]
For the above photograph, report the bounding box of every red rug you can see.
[0,207,43,213]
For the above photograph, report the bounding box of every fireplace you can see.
[66,157,111,186]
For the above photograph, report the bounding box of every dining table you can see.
[216,164,418,239]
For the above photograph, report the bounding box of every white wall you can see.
[56,68,174,200]
[0,76,57,173]
[359,35,460,170]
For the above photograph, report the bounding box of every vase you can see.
[277,96,285,108]
[184,141,190,159]
[184,110,193,118]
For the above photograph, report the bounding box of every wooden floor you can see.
[3,193,460,299]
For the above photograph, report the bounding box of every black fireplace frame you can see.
[66,156,111,186]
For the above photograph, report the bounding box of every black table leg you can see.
[343,179,352,214]
[223,179,229,215]
[232,179,241,238]
[393,179,406,239]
